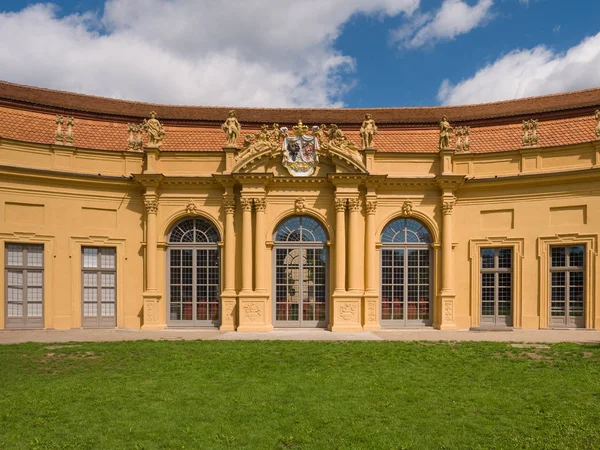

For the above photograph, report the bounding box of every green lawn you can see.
[1,341,599,449]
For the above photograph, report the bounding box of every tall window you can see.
[273,216,328,328]
[82,247,116,327]
[550,245,585,328]
[5,244,44,328]
[480,248,512,327]
[380,218,432,326]
[167,218,221,326]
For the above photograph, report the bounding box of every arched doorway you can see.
[167,217,221,327]
[273,216,328,328]
[380,217,433,326]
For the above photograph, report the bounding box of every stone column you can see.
[334,197,347,293]
[240,197,253,294]
[347,198,361,293]
[363,199,380,330]
[254,198,267,292]
[439,195,457,329]
[141,191,163,330]
[220,196,237,330]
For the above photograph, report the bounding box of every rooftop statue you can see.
[595,110,600,138]
[360,114,377,149]
[221,110,241,148]
[438,116,453,150]
[142,111,165,149]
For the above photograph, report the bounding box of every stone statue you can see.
[595,110,600,139]
[65,117,75,146]
[439,116,453,150]
[455,126,470,152]
[142,111,165,149]
[522,119,539,147]
[360,114,377,149]
[221,110,241,147]
[55,115,64,145]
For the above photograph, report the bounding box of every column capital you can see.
[143,194,158,214]
[240,198,253,212]
[365,200,377,215]
[253,197,267,212]
[348,198,361,212]
[334,198,347,212]
[442,196,456,215]
[223,197,235,214]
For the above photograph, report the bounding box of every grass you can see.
[0,341,599,449]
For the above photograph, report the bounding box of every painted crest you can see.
[281,120,319,177]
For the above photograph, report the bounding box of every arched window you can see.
[167,217,221,326]
[275,216,327,243]
[380,217,432,326]
[381,218,431,244]
[273,216,328,328]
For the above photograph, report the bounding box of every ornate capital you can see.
[442,197,456,215]
[365,200,377,215]
[144,196,158,214]
[240,198,253,212]
[253,198,267,212]
[347,198,361,212]
[334,198,347,212]
[401,200,413,216]
[223,198,235,214]
[294,198,305,214]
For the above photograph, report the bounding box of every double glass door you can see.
[274,246,327,328]
[380,247,432,326]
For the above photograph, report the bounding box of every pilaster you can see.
[363,195,380,330]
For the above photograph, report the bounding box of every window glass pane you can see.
[27,302,43,317]
[27,245,43,267]
[83,303,97,317]
[101,248,116,269]
[551,247,565,267]
[83,247,98,268]
[101,273,115,288]
[481,249,494,269]
[7,271,23,286]
[498,248,512,269]
[27,272,43,287]
[569,246,584,268]
[7,244,23,266]
[83,273,98,287]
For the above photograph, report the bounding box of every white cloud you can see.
[0,0,419,107]
[392,0,494,49]
[437,32,600,105]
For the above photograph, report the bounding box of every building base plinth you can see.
[219,291,237,331]
[141,291,165,330]
[362,293,381,331]
[435,292,457,330]
[237,292,273,332]
[330,292,363,332]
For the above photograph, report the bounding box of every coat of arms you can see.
[281,120,320,177]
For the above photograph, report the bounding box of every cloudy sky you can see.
[0,0,599,108]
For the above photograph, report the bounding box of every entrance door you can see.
[380,218,433,327]
[82,247,117,327]
[480,248,513,327]
[550,245,585,328]
[273,216,329,328]
[5,244,44,329]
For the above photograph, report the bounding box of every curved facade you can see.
[1,80,600,331]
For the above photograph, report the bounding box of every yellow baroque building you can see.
[1,80,600,331]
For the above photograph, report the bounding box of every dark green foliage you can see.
[0,341,599,449]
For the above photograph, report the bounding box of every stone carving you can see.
[444,299,453,322]
[240,198,253,212]
[145,300,156,324]
[401,200,413,216]
[221,110,241,148]
[334,198,347,212]
[223,300,235,323]
[144,198,158,214]
[65,117,74,146]
[142,111,165,149]
[185,200,200,216]
[368,302,376,322]
[522,119,539,147]
[359,114,378,149]
[439,116,453,150]
[340,303,357,321]
[55,115,64,145]
[253,198,267,212]
[366,200,377,215]
[595,110,600,139]
[442,197,456,215]
[128,124,143,151]
[455,126,470,152]
[319,124,365,167]
[244,302,261,322]
[282,120,319,176]
[347,198,361,212]
[237,123,283,162]
[223,198,235,214]
[294,198,305,214]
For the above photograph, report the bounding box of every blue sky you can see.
[0,0,599,108]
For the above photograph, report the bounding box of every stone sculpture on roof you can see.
[221,110,241,148]
[522,119,539,147]
[142,111,165,149]
[595,110,600,139]
[455,126,470,152]
[438,116,453,150]
[360,114,377,149]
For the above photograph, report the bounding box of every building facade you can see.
[1,81,600,331]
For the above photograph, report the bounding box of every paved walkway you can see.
[1,328,599,344]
